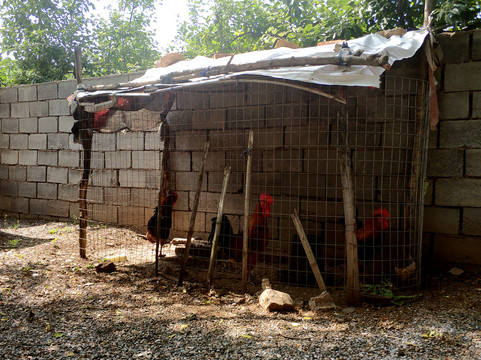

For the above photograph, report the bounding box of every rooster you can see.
[146,190,178,256]
[208,193,274,272]
[356,207,390,262]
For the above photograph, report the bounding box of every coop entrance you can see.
[75,76,428,293]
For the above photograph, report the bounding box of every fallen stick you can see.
[242,130,254,293]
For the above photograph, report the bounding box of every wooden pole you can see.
[337,106,361,306]
[291,210,328,292]
[423,0,434,28]
[178,142,210,286]
[207,167,231,289]
[242,130,254,293]
[78,110,92,259]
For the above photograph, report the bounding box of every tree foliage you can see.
[175,0,481,57]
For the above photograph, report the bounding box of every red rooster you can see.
[356,207,390,243]
[146,190,178,256]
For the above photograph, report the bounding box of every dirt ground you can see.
[1,217,480,359]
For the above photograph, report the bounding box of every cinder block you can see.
[12,197,29,214]
[9,166,26,181]
[0,181,17,197]
[130,188,157,207]
[38,82,57,101]
[47,133,69,150]
[132,151,159,169]
[423,207,460,235]
[206,171,244,193]
[0,87,17,103]
[424,179,434,206]
[1,150,18,164]
[166,110,193,131]
[264,149,302,173]
[170,152,191,171]
[192,151,225,172]
[2,118,19,133]
[210,89,245,108]
[440,120,481,148]
[439,92,469,120]
[0,134,9,148]
[90,169,118,187]
[176,172,207,192]
[118,206,145,227]
[0,195,12,211]
[253,129,283,149]
[68,168,82,185]
[104,187,131,206]
[432,234,481,265]
[89,204,118,224]
[29,134,47,150]
[58,80,77,98]
[466,149,481,176]
[435,178,481,207]
[427,149,464,177]
[47,167,68,184]
[266,104,310,128]
[144,131,164,151]
[68,134,83,151]
[39,117,58,133]
[474,92,481,119]
[37,183,57,199]
[0,103,10,117]
[119,169,158,188]
[474,30,481,60]
[209,129,246,150]
[175,90,210,110]
[48,200,70,217]
[29,102,49,117]
[30,199,48,215]
[226,107,265,129]
[58,150,79,167]
[70,202,79,219]
[18,182,36,198]
[27,166,46,182]
[174,131,207,151]
[117,132,143,150]
[38,151,58,166]
[285,124,329,147]
[18,150,38,166]
[437,32,470,64]
[193,109,226,130]
[18,85,37,102]
[48,99,69,116]
[0,165,8,180]
[245,83,285,106]
[445,63,481,92]
[173,210,205,232]
[105,151,131,169]
[58,184,78,201]
[58,116,75,133]
[462,207,481,236]
[19,118,38,133]
[10,134,28,150]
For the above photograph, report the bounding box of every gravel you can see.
[1,218,480,359]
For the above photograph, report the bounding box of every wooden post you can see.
[337,106,361,306]
[242,130,254,293]
[207,167,231,289]
[423,0,434,28]
[178,142,210,286]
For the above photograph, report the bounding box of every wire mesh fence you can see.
[75,76,428,291]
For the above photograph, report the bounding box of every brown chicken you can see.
[146,190,178,256]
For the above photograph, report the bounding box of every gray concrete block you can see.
[176,171,207,192]
[437,32,470,64]
[92,133,116,151]
[70,202,79,219]
[58,184,78,201]
[58,150,79,167]
[38,82,57,101]
[89,204,118,224]
[29,101,49,117]
[463,207,481,236]
[48,200,70,217]
[473,30,481,61]
[436,178,481,207]
[68,134,83,151]
[119,169,158,188]
[428,128,438,149]
[474,92,481,119]
[466,149,481,176]
[424,179,434,206]
[2,118,19,133]
[0,181,17,197]
[9,166,26,181]
[47,167,68,184]
[10,134,28,150]
[440,120,481,148]
[38,151,58,166]
[18,85,37,102]
[176,90,210,110]
[423,207,460,235]
[58,80,77,99]
[0,103,10,117]
[105,151,131,169]
[432,234,481,265]
[0,134,9,148]
[264,149,302,173]
[439,92,469,120]
[27,166,46,182]
[104,187,131,206]
[0,87,17,103]
[192,151,225,172]
[37,183,57,199]
[166,110,193,131]
[68,169,82,185]
[19,118,38,133]
[1,150,18,164]
[254,129,283,149]
[285,124,329,147]
[427,149,464,177]
[47,134,69,150]
[18,182,36,198]
[226,107,265,129]
[173,210,205,232]
[30,199,48,215]
[144,131,164,150]
[29,134,47,150]
[445,63,481,92]
[48,99,69,116]
[245,83,285,106]
[132,151,159,169]
[0,165,8,180]
[209,129,246,150]
[11,197,29,214]
[39,117,58,133]
[90,169,118,187]
[130,188,158,208]
[18,150,38,166]
[170,152,191,171]
[266,104,310,128]
[193,109,226,130]
[59,116,75,133]
[117,132,144,150]
[174,131,207,151]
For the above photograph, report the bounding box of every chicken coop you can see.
[70,30,433,299]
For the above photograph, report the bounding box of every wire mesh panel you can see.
[75,75,428,291]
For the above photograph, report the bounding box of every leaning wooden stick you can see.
[207,167,231,289]
[178,142,210,286]
[242,130,254,293]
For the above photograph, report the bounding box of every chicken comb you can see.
[374,207,390,218]
[168,190,179,204]
[260,193,274,205]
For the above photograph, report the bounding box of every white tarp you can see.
[130,30,428,88]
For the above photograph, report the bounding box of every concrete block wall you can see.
[424,30,481,269]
